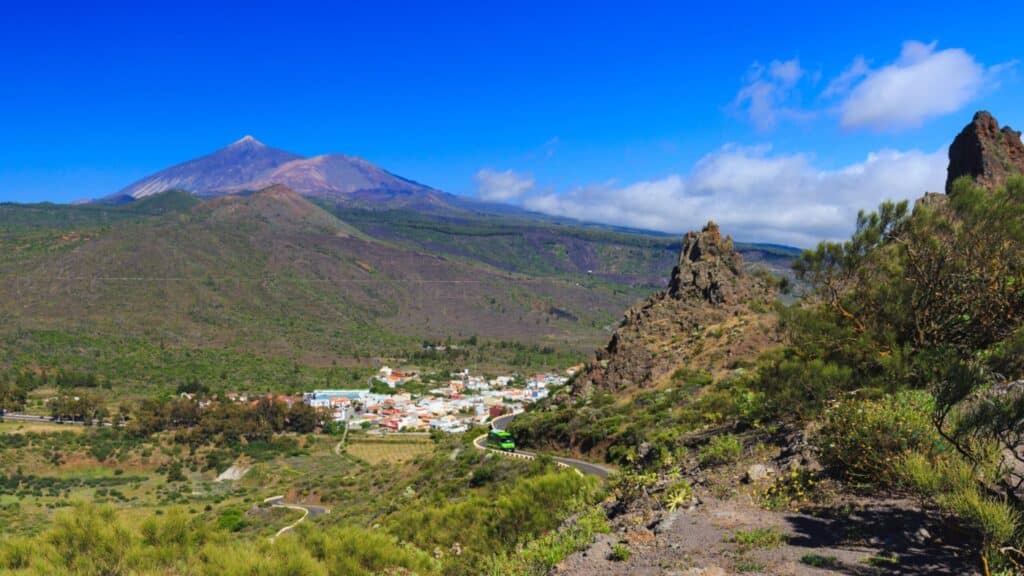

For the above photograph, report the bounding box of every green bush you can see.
[898,453,1019,555]
[608,542,631,561]
[484,505,609,576]
[663,480,694,511]
[297,524,438,576]
[45,503,132,575]
[698,434,742,467]
[216,508,248,532]
[800,553,841,568]
[987,325,1024,379]
[729,527,788,550]
[0,536,34,570]
[386,469,601,572]
[817,390,941,483]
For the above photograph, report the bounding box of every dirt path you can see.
[263,496,330,542]
[554,494,979,575]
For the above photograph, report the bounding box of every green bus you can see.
[486,430,515,451]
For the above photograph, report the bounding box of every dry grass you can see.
[345,437,433,465]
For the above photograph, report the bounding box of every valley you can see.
[0,108,1022,576]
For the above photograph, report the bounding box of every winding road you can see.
[263,496,330,541]
[477,413,613,479]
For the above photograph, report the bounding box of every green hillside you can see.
[0,187,710,387]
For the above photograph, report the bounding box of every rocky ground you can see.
[553,437,981,576]
[556,492,977,575]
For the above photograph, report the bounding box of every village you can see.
[303,365,579,434]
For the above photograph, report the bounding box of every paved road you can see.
[2,412,119,427]
[2,412,88,426]
[481,413,612,480]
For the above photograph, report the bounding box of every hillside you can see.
[510,110,1024,575]
[0,186,650,382]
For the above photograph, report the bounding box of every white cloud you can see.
[835,41,988,129]
[736,42,1011,132]
[822,56,869,98]
[732,58,811,131]
[516,145,946,247]
[474,168,535,202]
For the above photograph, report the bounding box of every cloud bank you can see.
[474,168,535,201]
[514,145,946,247]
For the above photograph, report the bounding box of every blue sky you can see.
[1,1,1021,244]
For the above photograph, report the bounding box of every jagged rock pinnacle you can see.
[947,111,1024,194]
[668,221,746,305]
[570,221,773,396]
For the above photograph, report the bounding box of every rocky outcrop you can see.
[946,111,1024,194]
[668,222,748,305]
[571,222,775,396]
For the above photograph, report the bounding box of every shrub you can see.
[609,470,658,501]
[750,345,856,419]
[0,536,34,570]
[758,468,821,511]
[801,553,841,568]
[608,542,631,561]
[485,505,609,576]
[944,488,1019,551]
[897,453,1019,558]
[45,504,132,575]
[817,390,941,483]
[698,434,742,467]
[987,325,1024,379]
[729,527,788,550]
[663,480,694,511]
[216,508,248,532]
[296,524,438,576]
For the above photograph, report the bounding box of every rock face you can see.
[946,111,1024,194]
[571,222,774,396]
[668,222,746,304]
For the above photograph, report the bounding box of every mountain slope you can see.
[0,186,634,368]
[115,136,302,199]
[110,137,443,208]
[221,153,436,198]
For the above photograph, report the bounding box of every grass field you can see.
[345,435,434,465]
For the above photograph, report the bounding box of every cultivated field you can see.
[345,435,434,465]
